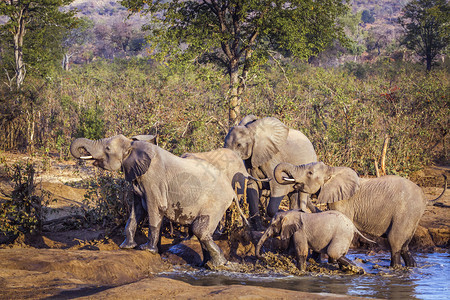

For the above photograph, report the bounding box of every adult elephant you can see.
[274,161,448,268]
[182,148,267,230]
[224,115,318,221]
[70,134,240,268]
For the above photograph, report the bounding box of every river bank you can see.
[0,152,448,299]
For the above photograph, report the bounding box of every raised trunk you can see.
[255,228,272,259]
[70,138,102,159]
[274,162,298,185]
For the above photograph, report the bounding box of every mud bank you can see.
[0,248,365,299]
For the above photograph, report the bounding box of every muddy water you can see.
[162,252,449,299]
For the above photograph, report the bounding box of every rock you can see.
[411,225,435,250]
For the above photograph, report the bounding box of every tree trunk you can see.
[426,55,432,71]
[14,8,26,89]
[228,59,240,127]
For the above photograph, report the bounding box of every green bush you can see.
[0,162,49,237]
[82,171,132,229]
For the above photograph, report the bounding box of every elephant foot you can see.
[139,242,159,254]
[204,257,229,270]
[119,239,137,249]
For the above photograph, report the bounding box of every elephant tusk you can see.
[80,156,93,160]
[282,177,295,182]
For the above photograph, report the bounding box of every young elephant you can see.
[255,210,372,272]
[274,162,448,268]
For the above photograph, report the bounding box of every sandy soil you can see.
[0,152,448,299]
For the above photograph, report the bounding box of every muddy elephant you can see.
[181,148,266,230]
[256,210,372,272]
[224,115,318,222]
[70,134,241,267]
[274,161,448,268]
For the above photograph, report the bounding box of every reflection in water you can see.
[161,252,449,299]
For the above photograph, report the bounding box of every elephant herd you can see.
[70,115,447,271]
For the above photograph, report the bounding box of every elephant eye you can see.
[106,146,111,151]
[237,143,242,148]
[308,171,313,176]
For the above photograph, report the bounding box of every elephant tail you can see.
[428,174,447,205]
[247,175,271,182]
[355,228,377,244]
[234,195,250,228]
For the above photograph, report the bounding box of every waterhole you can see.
[160,252,449,299]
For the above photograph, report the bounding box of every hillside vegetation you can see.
[0,59,448,177]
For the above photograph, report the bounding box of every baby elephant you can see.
[256,210,373,272]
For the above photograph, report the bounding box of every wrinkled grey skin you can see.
[181,148,262,230]
[274,161,448,268]
[224,115,318,221]
[256,210,368,272]
[70,134,237,267]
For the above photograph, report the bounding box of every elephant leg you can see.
[266,195,285,218]
[388,230,406,268]
[296,192,310,212]
[267,183,292,218]
[199,240,212,267]
[192,215,227,267]
[288,192,299,210]
[310,251,321,264]
[401,243,416,267]
[139,212,162,254]
[292,231,308,271]
[120,194,145,249]
[247,180,264,231]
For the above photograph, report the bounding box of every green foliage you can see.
[0,0,80,88]
[361,10,375,24]
[121,0,350,124]
[0,58,448,176]
[82,172,131,228]
[398,0,450,71]
[0,162,49,237]
[77,106,106,140]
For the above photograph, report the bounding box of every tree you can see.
[121,0,349,126]
[0,0,79,89]
[398,0,449,71]
[361,9,375,24]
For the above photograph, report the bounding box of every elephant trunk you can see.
[274,162,298,185]
[70,138,102,160]
[255,227,273,259]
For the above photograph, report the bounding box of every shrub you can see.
[0,162,49,238]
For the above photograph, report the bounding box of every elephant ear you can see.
[122,142,154,181]
[248,117,289,167]
[239,114,258,126]
[318,167,360,204]
[131,134,158,145]
[280,212,302,240]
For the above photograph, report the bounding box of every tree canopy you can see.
[0,0,79,89]
[398,0,449,71]
[121,0,350,125]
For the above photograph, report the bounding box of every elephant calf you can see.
[256,210,373,272]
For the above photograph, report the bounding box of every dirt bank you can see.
[0,152,448,299]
